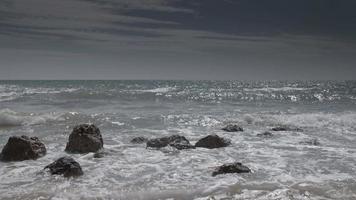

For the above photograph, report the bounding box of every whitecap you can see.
[244,87,310,92]
[0,109,24,126]
[135,87,176,93]
[0,109,64,127]
[112,121,125,126]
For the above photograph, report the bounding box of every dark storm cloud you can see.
[2,0,356,40]
[0,0,356,80]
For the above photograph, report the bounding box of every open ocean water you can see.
[0,80,356,200]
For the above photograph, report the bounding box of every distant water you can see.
[0,80,356,200]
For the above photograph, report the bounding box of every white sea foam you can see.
[111,121,125,126]
[135,87,176,93]
[0,84,79,102]
[0,109,63,127]
[0,109,24,126]
[0,85,20,102]
[244,87,310,92]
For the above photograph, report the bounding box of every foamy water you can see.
[0,80,355,200]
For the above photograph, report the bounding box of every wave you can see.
[134,87,177,93]
[22,87,79,95]
[244,87,311,92]
[1,81,355,104]
[0,84,80,102]
[0,109,63,127]
[0,109,24,126]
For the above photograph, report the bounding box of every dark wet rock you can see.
[169,143,195,150]
[65,124,103,153]
[131,137,148,144]
[212,162,251,176]
[299,138,320,146]
[271,125,303,132]
[222,124,244,132]
[93,149,109,158]
[45,157,83,177]
[257,131,273,137]
[0,135,46,161]
[146,135,195,150]
[195,135,231,149]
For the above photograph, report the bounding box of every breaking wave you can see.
[1,81,355,104]
[0,109,63,127]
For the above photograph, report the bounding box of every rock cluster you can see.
[1,122,309,178]
[0,124,104,177]
[147,135,195,150]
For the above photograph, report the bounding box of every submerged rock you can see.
[271,125,303,132]
[195,135,231,149]
[93,149,109,158]
[65,124,103,153]
[257,131,273,137]
[146,135,195,150]
[299,138,320,146]
[0,135,46,161]
[131,137,148,144]
[222,124,244,132]
[45,157,83,177]
[212,162,251,176]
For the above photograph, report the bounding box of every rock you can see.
[257,131,273,137]
[271,125,303,132]
[45,157,83,177]
[146,135,195,150]
[212,162,251,177]
[195,135,231,149]
[0,135,46,161]
[93,149,108,158]
[299,138,320,146]
[222,124,244,132]
[65,124,103,153]
[130,137,148,144]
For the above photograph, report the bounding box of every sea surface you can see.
[0,80,356,200]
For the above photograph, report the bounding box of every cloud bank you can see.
[0,0,356,80]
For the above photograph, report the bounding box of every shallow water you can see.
[0,80,356,200]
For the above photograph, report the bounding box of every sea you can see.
[0,80,355,200]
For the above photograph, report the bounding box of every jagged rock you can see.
[299,138,320,146]
[146,135,195,150]
[212,162,251,176]
[65,124,103,153]
[257,131,273,137]
[222,124,244,132]
[131,137,148,144]
[195,135,231,149]
[0,135,46,161]
[45,157,83,177]
[271,125,303,132]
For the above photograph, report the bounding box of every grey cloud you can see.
[0,0,355,80]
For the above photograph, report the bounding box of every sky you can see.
[0,0,356,80]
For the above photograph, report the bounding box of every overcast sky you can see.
[1,0,356,80]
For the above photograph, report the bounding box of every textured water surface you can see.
[0,80,356,200]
